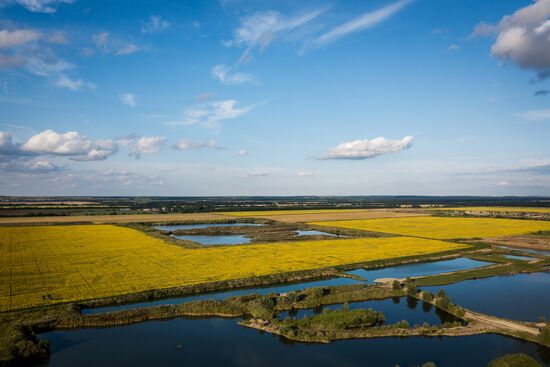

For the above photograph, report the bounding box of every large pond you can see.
[346,257,491,283]
[83,277,364,315]
[278,297,460,325]
[424,270,550,322]
[37,318,550,367]
[171,234,251,245]
[153,223,263,231]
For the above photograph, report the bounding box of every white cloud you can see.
[238,149,248,156]
[311,0,411,47]
[173,99,254,128]
[247,170,270,177]
[211,64,256,85]
[173,139,223,150]
[21,129,118,161]
[297,170,315,177]
[92,32,144,57]
[496,180,513,186]
[24,56,95,91]
[141,15,170,34]
[447,44,460,52]
[470,21,497,38]
[0,131,21,154]
[0,29,41,48]
[0,157,60,173]
[320,136,414,160]
[119,93,136,107]
[516,108,550,120]
[13,0,75,13]
[129,136,166,158]
[479,0,550,80]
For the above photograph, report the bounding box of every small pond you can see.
[278,297,460,325]
[37,318,550,367]
[424,270,550,322]
[505,254,535,261]
[346,257,491,283]
[296,230,339,237]
[497,245,550,257]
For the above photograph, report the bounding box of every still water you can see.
[347,258,491,283]
[278,297,460,325]
[424,271,550,322]
[37,318,550,367]
[171,233,251,245]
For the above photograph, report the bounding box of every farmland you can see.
[0,224,468,311]
[311,216,550,240]
[434,207,550,213]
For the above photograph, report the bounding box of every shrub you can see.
[392,280,401,291]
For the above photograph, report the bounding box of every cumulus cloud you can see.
[141,15,170,34]
[516,108,550,120]
[173,139,223,150]
[129,136,166,158]
[119,93,136,107]
[319,136,414,160]
[12,0,75,13]
[311,0,411,48]
[476,0,550,80]
[211,64,256,85]
[0,131,20,154]
[172,99,254,128]
[21,129,118,161]
[0,157,59,173]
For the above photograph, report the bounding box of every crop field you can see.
[311,217,550,240]
[432,206,550,213]
[0,224,467,311]
[219,209,426,223]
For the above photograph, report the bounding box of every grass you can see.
[220,209,374,216]
[310,217,550,240]
[0,224,468,311]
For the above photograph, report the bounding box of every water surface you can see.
[346,258,491,283]
[278,297,460,325]
[171,234,251,245]
[424,271,550,321]
[505,254,535,261]
[497,245,550,257]
[37,318,550,367]
[296,230,339,236]
[83,276,364,315]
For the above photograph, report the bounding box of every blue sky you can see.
[0,0,549,196]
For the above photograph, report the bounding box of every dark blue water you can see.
[424,271,550,321]
[278,297,459,325]
[171,234,251,245]
[497,246,550,256]
[346,258,491,283]
[505,254,535,261]
[154,223,263,231]
[83,277,364,315]
[37,318,550,367]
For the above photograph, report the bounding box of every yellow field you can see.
[431,206,550,213]
[0,224,467,311]
[311,217,550,240]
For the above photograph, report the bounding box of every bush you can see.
[407,283,418,296]
[487,353,541,367]
[422,292,433,302]
[392,280,401,291]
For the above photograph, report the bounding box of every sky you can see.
[0,0,549,196]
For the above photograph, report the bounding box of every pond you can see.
[154,223,263,231]
[423,270,550,321]
[346,257,491,283]
[505,254,535,261]
[295,230,339,237]
[278,297,460,325]
[171,234,251,245]
[497,245,550,257]
[37,318,550,367]
[82,276,365,315]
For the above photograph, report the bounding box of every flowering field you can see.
[432,206,550,213]
[0,224,467,311]
[311,216,550,240]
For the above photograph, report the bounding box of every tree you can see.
[392,280,401,291]
[407,283,418,296]
[422,292,433,302]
